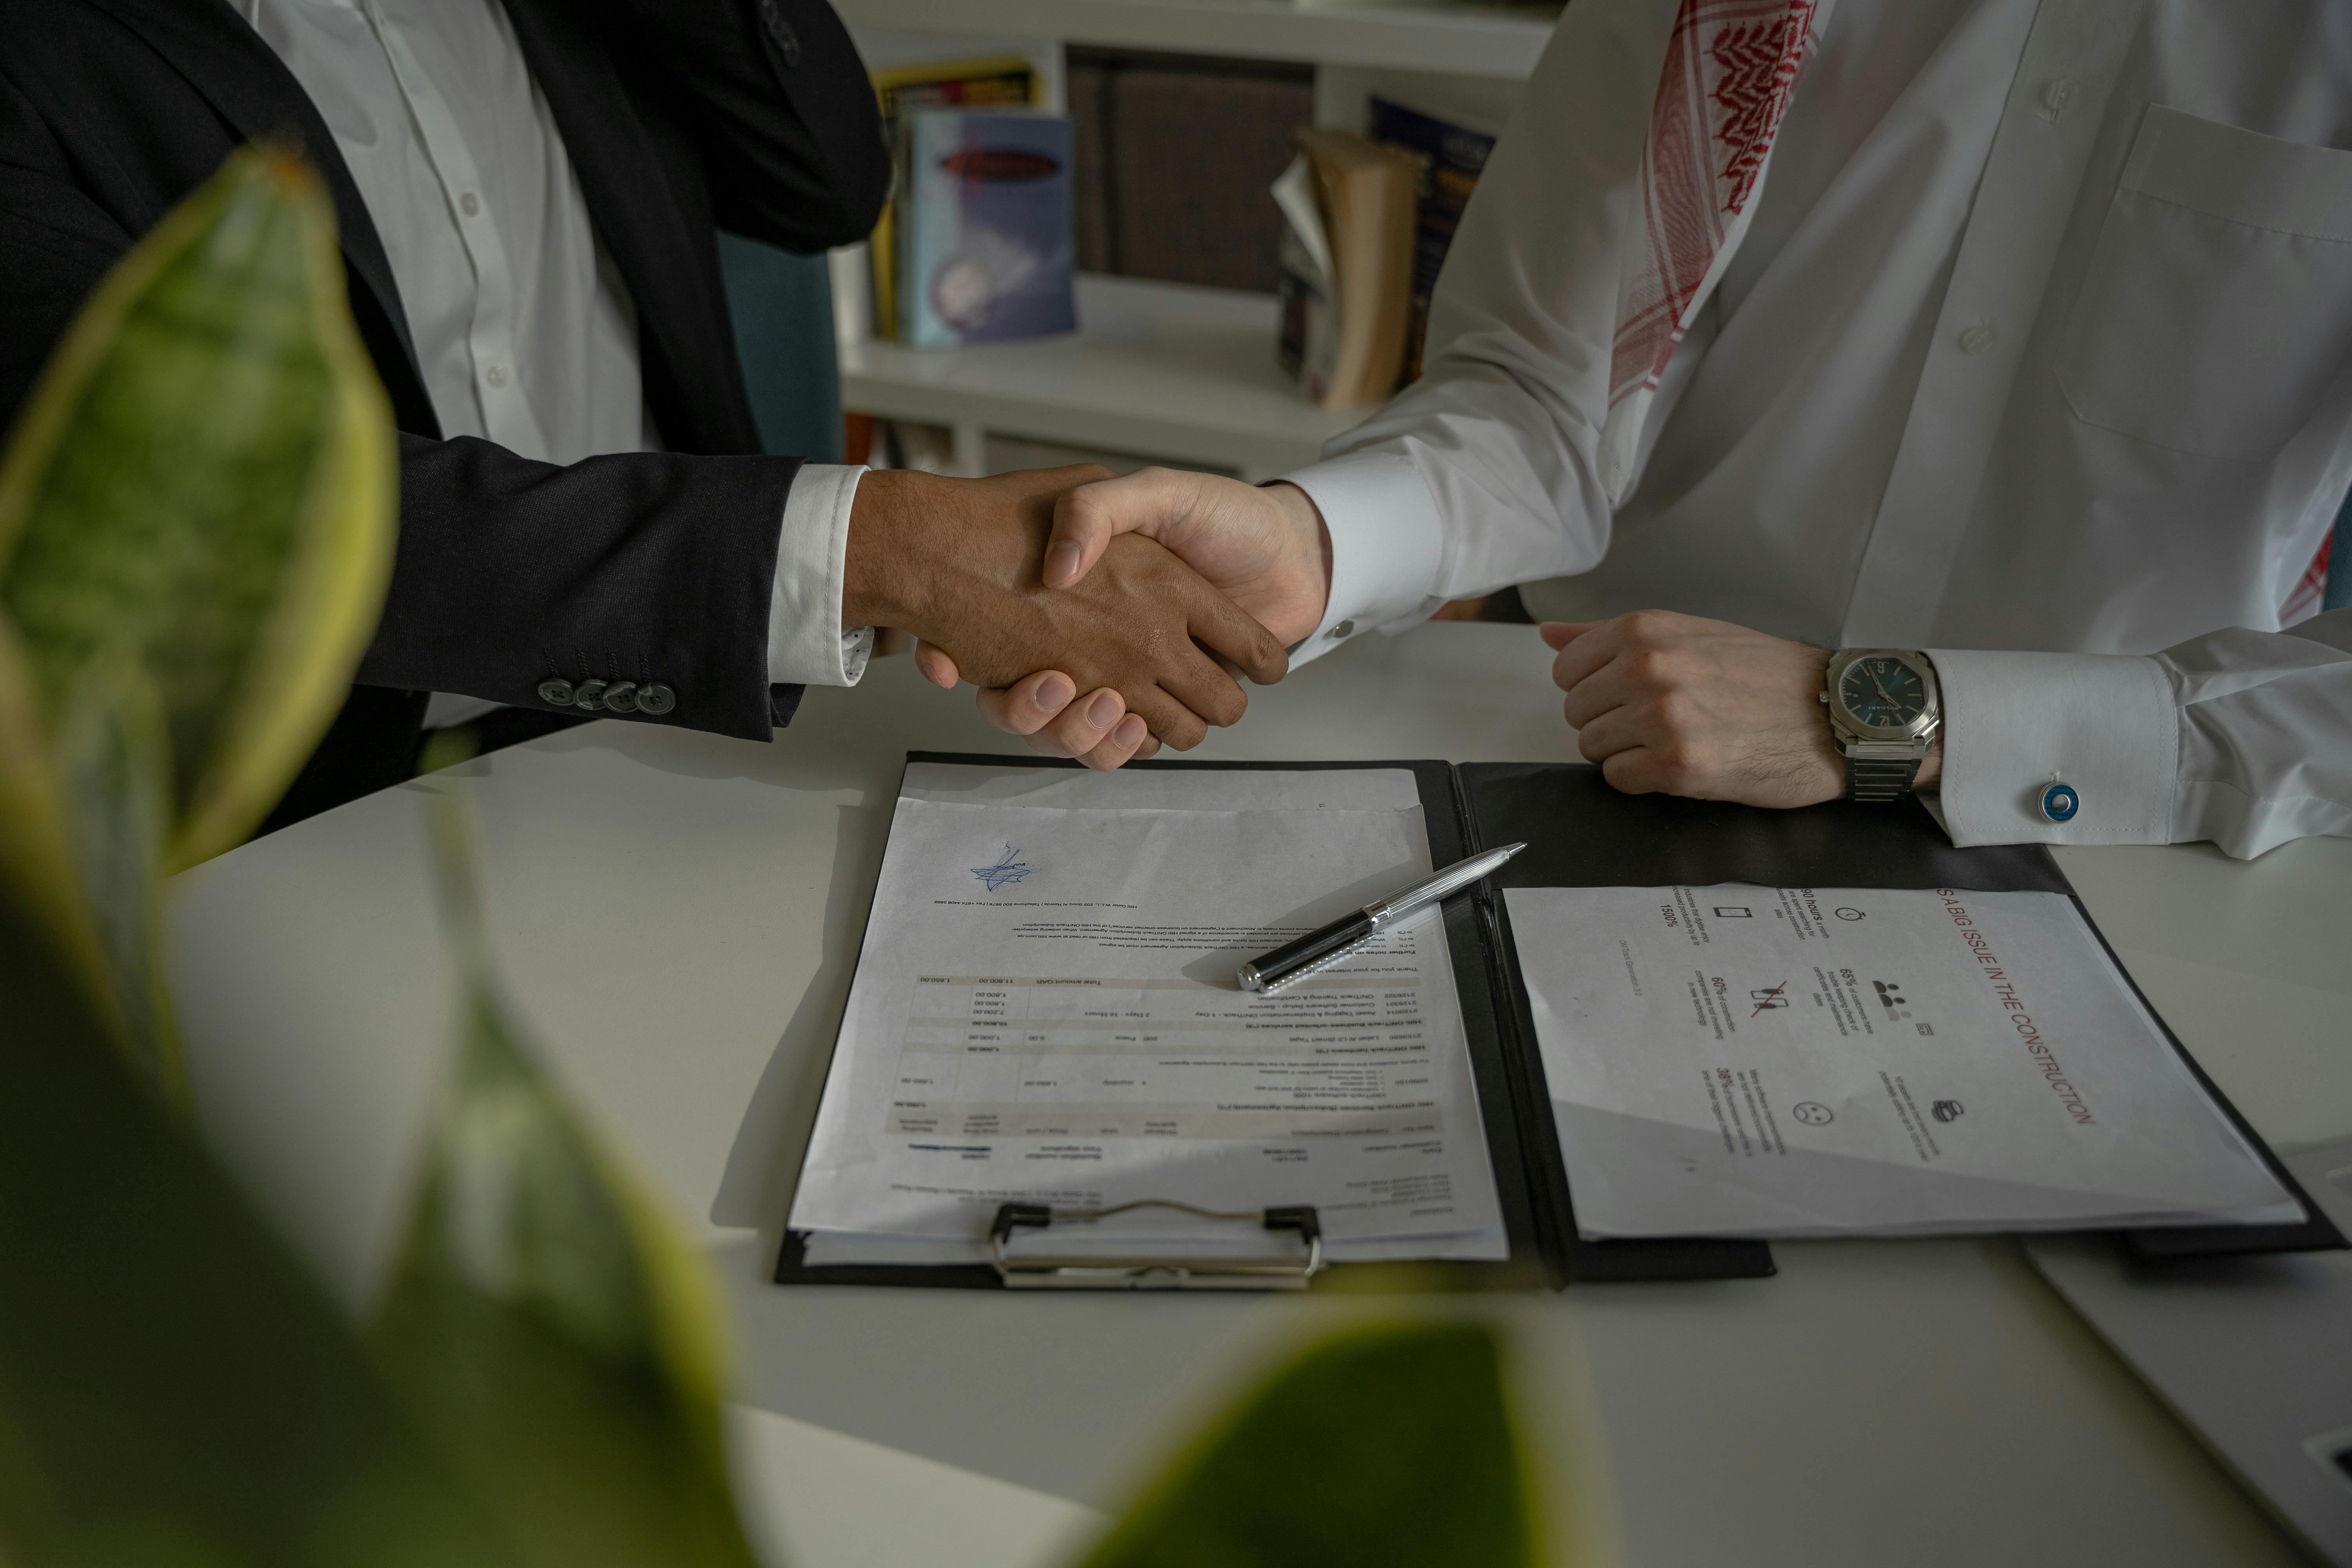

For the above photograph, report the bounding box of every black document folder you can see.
[774,753,2341,1293]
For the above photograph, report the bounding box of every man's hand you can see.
[1543,610,1941,806]
[847,465,1288,750]
[911,469,1331,768]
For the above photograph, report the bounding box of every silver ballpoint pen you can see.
[1237,842,1528,993]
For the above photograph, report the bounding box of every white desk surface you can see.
[169,622,2352,1568]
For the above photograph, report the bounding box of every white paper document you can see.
[788,764,1507,1265]
[1505,885,2299,1239]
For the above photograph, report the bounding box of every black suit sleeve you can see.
[597,0,889,255]
[364,436,802,740]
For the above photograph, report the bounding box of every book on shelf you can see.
[1272,127,1418,410]
[896,111,1078,348]
[866,56,1040,340]
[1368,94,1499,385]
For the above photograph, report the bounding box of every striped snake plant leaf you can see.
[366,797,760,1568]
[0,849,523,1568]
[0,143,395,1086]
[49,648,182,1097]
[1073,1321,1543,1568]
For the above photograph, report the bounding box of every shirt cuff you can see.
[1929,648,2180,847]
[767,463,872,688]
[1278,451,1445,667]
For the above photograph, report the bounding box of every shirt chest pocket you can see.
[2058,104,2352,463]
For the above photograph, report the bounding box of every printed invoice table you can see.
[167,623,2352,1568]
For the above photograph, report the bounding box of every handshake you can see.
[847,459,1890,809]
[846,463,1329,767]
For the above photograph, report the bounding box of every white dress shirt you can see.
[1286,0,2352,858]
[237,0,868,728]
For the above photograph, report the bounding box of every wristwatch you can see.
[1821,648,1942,802]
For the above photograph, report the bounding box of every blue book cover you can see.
[1368,96,1497,384]
[899,111,1077,348]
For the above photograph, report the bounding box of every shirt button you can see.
[636,682,676,715]
[758,0,802,64]
[2041,78,2077,119]
[536,677,575,706]
[1327,619,1355,640]
[1956,321,1996,356]
[484,363,510,389]
[459,191,481,217]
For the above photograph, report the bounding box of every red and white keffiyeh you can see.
[1600,0,1831,500]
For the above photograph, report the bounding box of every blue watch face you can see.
[1839,656,1927,727]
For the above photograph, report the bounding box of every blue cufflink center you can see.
[2039,782,2080,823]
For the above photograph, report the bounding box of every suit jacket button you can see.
[537,677,575,706]
[636,682,676,715]
[603,680,639,713]
[573,679,608,711]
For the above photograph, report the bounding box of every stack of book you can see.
[1370,95,1500,387]
[1273,94,1499,410]
[1273,128,1418,410]
[866,59,1077,350]
[896,111,1077,349]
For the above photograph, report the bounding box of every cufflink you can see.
[636,683,676,715]
[536,677,575,707]
[2039,778,2080,824]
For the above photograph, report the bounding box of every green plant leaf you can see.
[51,647,183,1099]
[0,141,396,875]
[366,798,761,1568]
[0,616,110,1043]
[1072,1321,1541,1568]
[0,142,395,1092]
[0,877,523,1568]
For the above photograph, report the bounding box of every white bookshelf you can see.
[833,0,1556,479]
[840,274,1365,481]
[831,0,1559,81]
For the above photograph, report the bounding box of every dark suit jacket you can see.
[0,0,887,826]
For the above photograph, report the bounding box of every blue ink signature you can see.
[970,843,1031,893]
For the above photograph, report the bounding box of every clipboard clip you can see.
[989,1200,1324,1290]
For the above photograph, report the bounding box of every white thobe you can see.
[236,0,869,728]
[1285,0,2352,858]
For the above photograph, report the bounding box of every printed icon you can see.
[1834,907,1866,921]
[969,843,1032,893]
[1931,1099,1965,1122]
[1749,981,1790,1015]
[1713,905,1753,918]
[1792,1101,1835,1126]
[1871,978,1913,1021]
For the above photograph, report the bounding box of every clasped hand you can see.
[906,467,1329,767]
[845,464,1288,750]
